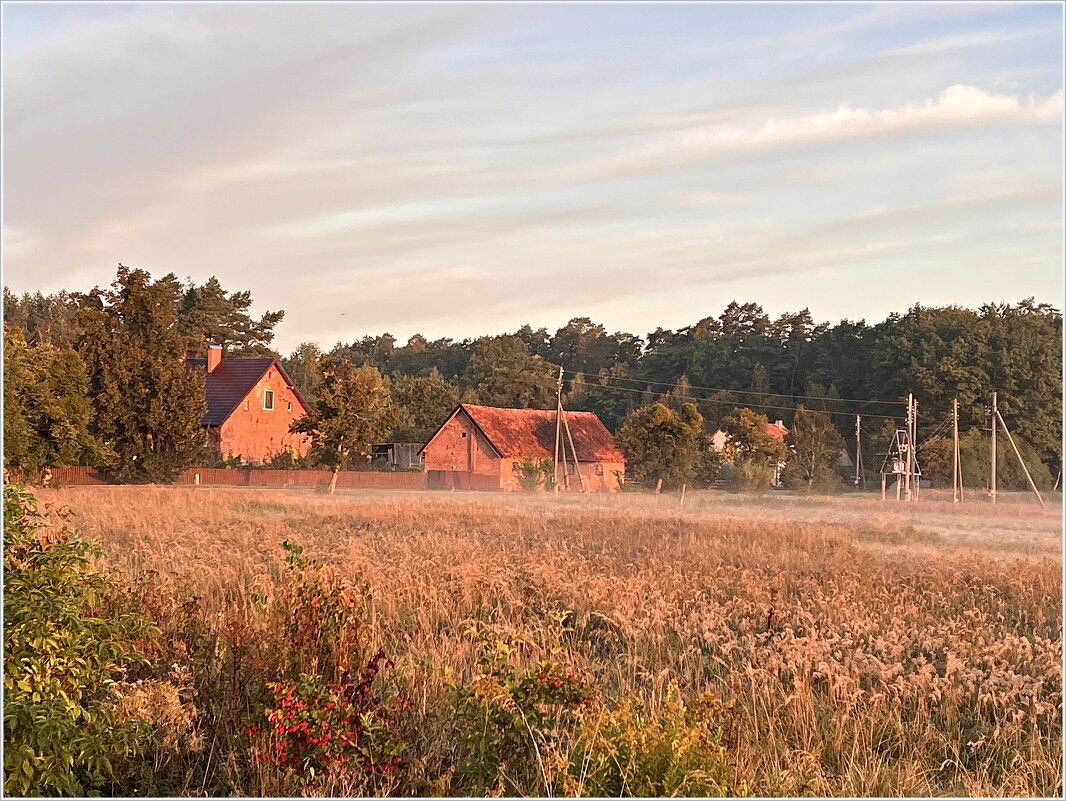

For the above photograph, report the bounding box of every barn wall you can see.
[217,366,311,463]
[422,411,502,480]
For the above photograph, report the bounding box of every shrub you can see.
[569,682,741,797]
[512,456,553,492]
[250,652,411,795]
[451,634,594,795]
[2,484,153,796]
[729,456,775,493]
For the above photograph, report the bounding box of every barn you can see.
[419,403,625,491]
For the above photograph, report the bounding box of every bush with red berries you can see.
[249,650,411,792]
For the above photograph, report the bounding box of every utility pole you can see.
[561,405,586,492]
[905,393,914,501]
[908,398,916,499]
[554,366,563,493]
[854,414,865,488]
[952,397,963,503]
[990,391,997,505]
[994,406,1045,508]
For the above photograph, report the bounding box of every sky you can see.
[2,2,1063,354]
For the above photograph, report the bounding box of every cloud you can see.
[566,85,1063,183]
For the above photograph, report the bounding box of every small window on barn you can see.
[287,401,293,412]
[263,390,275,411]
[595,464,604,476]
[461,432,467,438]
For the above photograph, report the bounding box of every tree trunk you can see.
[328,467,339,495]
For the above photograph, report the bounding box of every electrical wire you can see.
[561,368,907,408]
[570,378,905,421]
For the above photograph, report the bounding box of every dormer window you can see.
[263,390,275,411]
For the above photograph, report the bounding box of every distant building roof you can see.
[188,356,308,427]
[766,420,788,441]
[427,403,625,462]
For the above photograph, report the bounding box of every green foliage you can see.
[729,456,776,493]
[572,682,738,797]
[290,362,400,491]
[721,407,788,466]
[617,402,705,488]
[464,335,558,409]
[76,266,207,483]
[3,485,152,796]
[388,370,460,441]
[251,657,411,795]
[451,637,594,796]
[2,287,80,347]
[783,405,844,494]
[281,342,325,408]
[3,325,111,474]
[512,456,553,492]
[959,428,1055,492]
[178,276,284,356]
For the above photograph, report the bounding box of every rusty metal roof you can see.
[458,403,625,462]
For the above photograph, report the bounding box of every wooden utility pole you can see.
[990,391,997,505]
[560,405,586,492]
[952,397,963,503]
[905,393,914,501]
[908,398,916,499]
[994,407,1045,508]
[554,366,563,493]
[854,414,865,488]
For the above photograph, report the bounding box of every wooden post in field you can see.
[655,478,663,495]
[995,408,1045,508]
[881,473,887,500]
[679,483,687,507]
[990,391,997,505]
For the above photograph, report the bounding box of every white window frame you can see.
[263,389,275,411]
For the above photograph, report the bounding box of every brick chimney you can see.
[207,344,222,373]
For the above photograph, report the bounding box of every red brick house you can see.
[420,403,625,491]
[187,345,311,464]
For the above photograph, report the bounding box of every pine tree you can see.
[76,266,207,483]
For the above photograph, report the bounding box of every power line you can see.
[570,378,905,421]
[561,368,906,408]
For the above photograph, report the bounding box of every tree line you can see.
[4,265,1062,491]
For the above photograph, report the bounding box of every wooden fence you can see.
[5,465,429,491]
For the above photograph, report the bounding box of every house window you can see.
[595,464,604,476]
[287,401,293,412]
[263,390,275,411]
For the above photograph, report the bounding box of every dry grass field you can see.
[30,485,1064,797]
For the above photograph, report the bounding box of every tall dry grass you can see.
[38,485,1063,796]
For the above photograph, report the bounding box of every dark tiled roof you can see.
[198,357,310,427]
[459,403,625,462]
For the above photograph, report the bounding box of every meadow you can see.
[18,485,1065,797]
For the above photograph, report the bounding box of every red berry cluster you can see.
[248,650,410,786]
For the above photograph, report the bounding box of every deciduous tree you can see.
[2,326,110,475]
[290,363,400,493]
